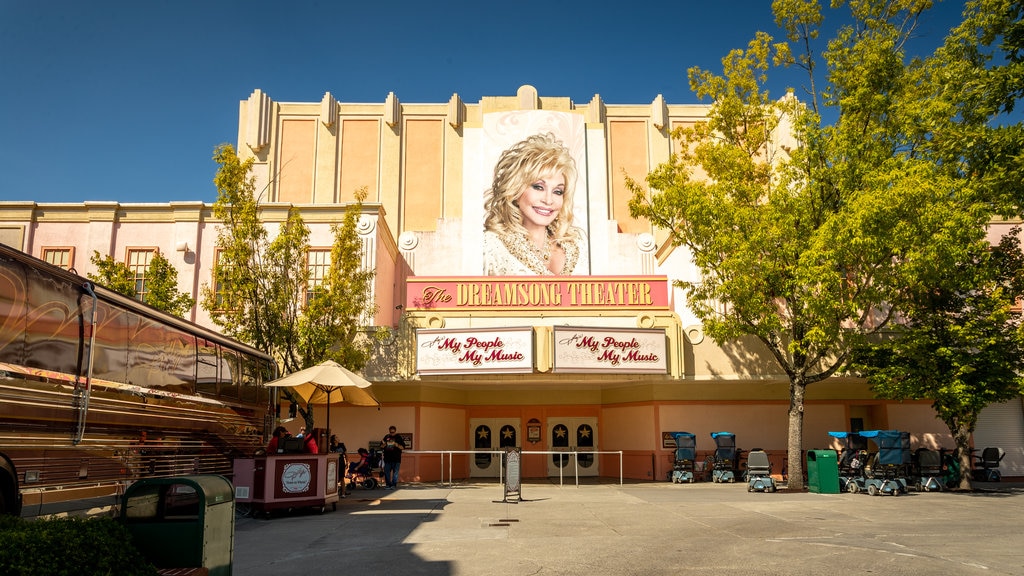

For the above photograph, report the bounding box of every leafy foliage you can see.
[142,252,196,318]
[0,515,157,576]
[200,145,378,430]
[87,250,136,297]
[628,0,1019,486]
[298,187,379,371]
[201,144,310,371]
[853,230,1024,488]
[87,251,195,318]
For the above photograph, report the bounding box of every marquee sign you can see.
[416,327,534,375]
[552,326,667,374]
[406,276,669,311]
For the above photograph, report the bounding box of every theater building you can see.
[2,85,1021,480]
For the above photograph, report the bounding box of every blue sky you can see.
[0,0,967,204]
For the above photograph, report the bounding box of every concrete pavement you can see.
[232,479,1024,575]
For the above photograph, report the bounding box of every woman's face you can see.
[517,170,565,232]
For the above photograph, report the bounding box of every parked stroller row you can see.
[669,432,777,492]
[829,429,1005,495]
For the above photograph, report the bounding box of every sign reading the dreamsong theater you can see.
[552,326,667,374]
[416,327,534,375]
[406,276,669,311]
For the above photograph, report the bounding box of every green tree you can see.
[298,187,378,371]
[87,251,136,297]
[87,251,195,318]
[853,229,1024,489]
[628,0,993,486]
[201,144,310,373]
[200,145,378,430]
[844,0,1024,489]
[921,0,1024,216]
[142,252,196,318]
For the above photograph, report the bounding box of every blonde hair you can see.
[483,133,578,243]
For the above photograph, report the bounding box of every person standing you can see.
[330,435,348,497]
[381,426,407,489]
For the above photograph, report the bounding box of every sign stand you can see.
[503,447,522,503]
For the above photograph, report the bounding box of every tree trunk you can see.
[787,378,806,489]
[951,422,974,491]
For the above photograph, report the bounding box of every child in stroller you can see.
[346,447,382,489]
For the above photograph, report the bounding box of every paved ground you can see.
[232,479,1024,576]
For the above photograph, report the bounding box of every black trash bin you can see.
[807,450,840,494]
[121,474,235,576]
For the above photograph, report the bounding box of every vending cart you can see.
[233,452,339,517]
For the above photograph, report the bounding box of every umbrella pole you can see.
[324,388,333,453]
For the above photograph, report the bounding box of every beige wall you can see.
[279,119,316,203]
[601,404,656,450]
[340,119,380,202]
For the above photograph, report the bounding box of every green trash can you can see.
[121,475,235,576]
[807,450,840,493]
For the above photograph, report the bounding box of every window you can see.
[211,249,235,311]
[307,248,331,303]
[42,247,74,270]
[126,248,157,301]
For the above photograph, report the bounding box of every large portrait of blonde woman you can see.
[482,131,589,276]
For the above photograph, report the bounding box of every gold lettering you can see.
[444,279,660,309]
[470,283,481,306]
[566,282,579,305]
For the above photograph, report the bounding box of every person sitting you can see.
[329,435,346,454]
[348,448,370,476]
[267,426,289,454]
[303,429,319,454]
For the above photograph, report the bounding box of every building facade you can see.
[2,85,1021,481]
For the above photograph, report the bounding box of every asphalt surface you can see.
[232,479,1024,576]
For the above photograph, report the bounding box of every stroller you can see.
[860,430,909,496]
[912,448,943,492]
[828,431,868,493]
[346,447,383,490]
[670,432,697,483]
[707,432,738,483]
[745,449,776,492]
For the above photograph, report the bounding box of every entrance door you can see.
[547,418,598,477]
[469,419,520,478]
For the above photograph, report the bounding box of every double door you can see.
[468,417,599,478]
[469,418,520,477]
[547,417,598,477]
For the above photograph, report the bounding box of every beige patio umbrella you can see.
[264,360,380,447]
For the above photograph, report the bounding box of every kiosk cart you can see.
[233,453,339,517]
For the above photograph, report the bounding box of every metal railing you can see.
[407,450,624,487]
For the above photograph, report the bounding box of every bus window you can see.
[196,339,220,397]
[127,317,195,394]
[220,348,241,401]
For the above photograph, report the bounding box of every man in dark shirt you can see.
[381,426,407,489]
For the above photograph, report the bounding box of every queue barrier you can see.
[408,450,624,487]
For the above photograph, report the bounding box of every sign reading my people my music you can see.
[416,327,534,375]
[553,326,668,374]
